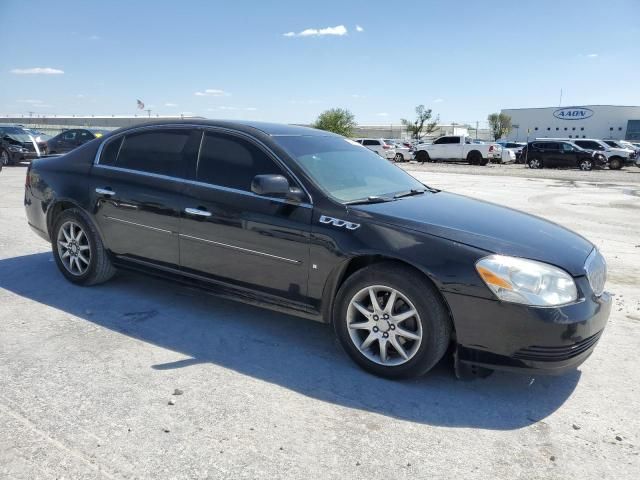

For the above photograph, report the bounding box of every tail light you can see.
[382,144,390,149]
[489,145,494,152]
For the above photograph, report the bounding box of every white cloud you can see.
[586,53,598,58]
[18,99,44,104]
[433,98,444,103]
[76,94,87,98]
[245,107,258,111]
[164,102,178,107]
[376,112,389,117]
[207,106,238,111]
[356,25,364,32]
[351,94,365,99]
[89,35,101,41]
[10,67,64,75]
[283,25,348,37]
[194,88,231,97]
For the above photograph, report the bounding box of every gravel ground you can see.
[0,164,638,479]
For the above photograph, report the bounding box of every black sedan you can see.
[46,128,109,154]
[24,120,611,379]
[1,125,48,165]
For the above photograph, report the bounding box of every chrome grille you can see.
[585,249,606,296]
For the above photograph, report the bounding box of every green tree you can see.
[487,112,512,140]
[313,108,356,137]
[401,105,439,140]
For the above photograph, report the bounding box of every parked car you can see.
[384,139,413,162]
[501,148,516,164]
[46,128,109,154]
[521,140,607,171]
[497,141,526,162]
[353,138,396,160]
[414,135,501,165]
[0,125,48,165]
[25,120,610,379]
[570,139,634,170]
[22,128,52,143]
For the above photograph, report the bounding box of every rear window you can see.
[362,139,379,146]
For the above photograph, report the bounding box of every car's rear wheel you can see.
[394,153,404,162]
[528,158,543,169]
[415,150,429,163]
[333,263,451,379]
[579,159,593,171]
[467,151,482,165]
[52,208,116,285]
[608,157,622,170]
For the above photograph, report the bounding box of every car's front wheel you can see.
[608,157,622,170]
[579,159,593,171]
[1,149,11,166]
[394,153,404,162]
[334,263,451,379]
[528,158,543,169]
[52,208,117,285]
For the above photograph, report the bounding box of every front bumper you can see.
[444,277,611,375]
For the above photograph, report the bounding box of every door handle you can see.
[95,187,115,196]
[184,207,212,218]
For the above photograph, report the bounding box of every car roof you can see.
[109,119,336,138]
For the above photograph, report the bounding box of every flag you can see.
[137,99,145,110]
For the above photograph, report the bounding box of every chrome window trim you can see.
[93,164,312,208]
[92,123,314,205]
[179,233,301,265]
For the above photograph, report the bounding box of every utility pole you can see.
[559,88,563,107]
[144,109,152,118]
[475,121,479,140]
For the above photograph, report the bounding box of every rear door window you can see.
[362,139,379,146]
[114,129,196,177]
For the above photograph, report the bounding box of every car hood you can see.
[350,192,593,276]
[3,133,34,144]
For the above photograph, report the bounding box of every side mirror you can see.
[251,174,305,203]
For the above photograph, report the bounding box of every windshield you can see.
[274,135,426,203]
[0,126,27,135]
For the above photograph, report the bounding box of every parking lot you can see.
[1,163,639,479]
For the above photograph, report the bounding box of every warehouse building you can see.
[500,105,640,142]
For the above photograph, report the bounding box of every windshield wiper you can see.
[393,188,427,199]
[345,195,394,205]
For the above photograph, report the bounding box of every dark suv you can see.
[521,140,606,171]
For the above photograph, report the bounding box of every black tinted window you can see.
[197,133,284,191]
[362,139,379,146]
[100,137,123,166]
[433,137,446,145]
[116,129,193,177]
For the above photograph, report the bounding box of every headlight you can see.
[8,145,24,152]
[475,255,578,306]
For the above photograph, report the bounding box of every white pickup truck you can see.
[413,135,501,165]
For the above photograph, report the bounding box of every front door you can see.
[179,130,312,302]
[89,127,200,268]
[558,142,579,167]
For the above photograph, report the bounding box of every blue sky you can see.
[1,0,638,126]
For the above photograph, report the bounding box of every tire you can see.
[333,262,451,379]
[1,149,12,166]
[608,157,622,170]
[52,208,116,286]
[479,158,489,166]
[394,153,404,162]
[415,150,429,163]
[528,157,543,169]
[579,158,593,171]
[467,151,482,165]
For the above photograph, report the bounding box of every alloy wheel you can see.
[394,153,403,162]
[56,221,91,276]
[1,150,8,166]
[346,285,423,366]
[580,160,592,171]
[529,159,540,169]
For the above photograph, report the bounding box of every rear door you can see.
[179,130,312,302]
[89,127,199,268]
[362,139,382,156]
